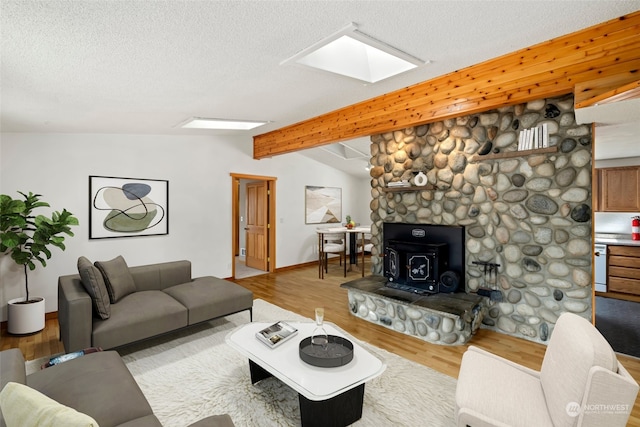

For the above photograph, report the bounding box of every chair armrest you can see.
[578,364,639,427]
[58,275,93,352]
[465,345,541,379]
[187,414,235,427]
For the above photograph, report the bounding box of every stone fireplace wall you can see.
[367,94,592,343]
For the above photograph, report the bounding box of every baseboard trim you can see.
[225,260,336,280]
[273,257,370,273]
[275,260,318,272]
[596,291,640,303]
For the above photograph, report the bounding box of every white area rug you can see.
[30,299,457,426]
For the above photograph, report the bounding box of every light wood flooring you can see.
[3,258,640,425]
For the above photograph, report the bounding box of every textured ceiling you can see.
[1,1,639,177]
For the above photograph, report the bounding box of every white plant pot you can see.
[8,296,45,334]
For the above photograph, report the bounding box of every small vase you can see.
[414,171,428,186]
[311,307,328,346]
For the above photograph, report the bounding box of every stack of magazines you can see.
[255,321,298,348]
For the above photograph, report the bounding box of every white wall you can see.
[0,132,370,320]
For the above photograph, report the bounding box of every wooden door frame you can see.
[230,173,277,279]
[591,123,596,324]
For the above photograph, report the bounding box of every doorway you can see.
[590,125,640,358]
[231,173,277,279]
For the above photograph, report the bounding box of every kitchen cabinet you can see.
[608,245,640,295]
[597,166,640,212]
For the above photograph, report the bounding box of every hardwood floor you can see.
[1,314,63,361]
[3,258,640,425]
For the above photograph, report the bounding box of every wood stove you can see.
[383,223,465,295]
[385,240,448,293]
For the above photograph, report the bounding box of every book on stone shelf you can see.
[518,130,524,151]
[523,129,530,150]
[256,321,298,348]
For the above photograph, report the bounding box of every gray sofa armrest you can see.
[27,351,157,427]
[0,349,26,427]
[0,349,25,389]
[58,274,93,352]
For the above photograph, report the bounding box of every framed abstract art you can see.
[305,185,341,224]
[89,175,168,239]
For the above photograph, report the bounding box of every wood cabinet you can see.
[608,245,640,295]
[597,166,640,212]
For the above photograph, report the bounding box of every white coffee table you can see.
[226,321,386,427]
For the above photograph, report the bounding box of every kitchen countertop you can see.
[594,233,640,246]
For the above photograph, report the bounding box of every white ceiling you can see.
[2,1,639,179]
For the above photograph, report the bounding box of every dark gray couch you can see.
[0,348,234,427]
[58,259,253,352]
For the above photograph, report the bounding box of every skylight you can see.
[180,117,268,130]
[321,142,369,160]
[282,23,424,84]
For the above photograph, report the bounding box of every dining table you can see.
[316,226,370,279]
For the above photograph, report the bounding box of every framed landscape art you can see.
[89,175,169,239]
[305,186,341,224]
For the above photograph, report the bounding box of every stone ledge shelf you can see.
[468,145,558,163]
[341,276,484,346]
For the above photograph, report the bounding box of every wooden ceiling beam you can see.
[254,11,640,159]
[575,79,640,108]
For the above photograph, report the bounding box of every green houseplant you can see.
[0,191,79,334]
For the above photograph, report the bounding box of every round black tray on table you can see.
[299,335,354,367]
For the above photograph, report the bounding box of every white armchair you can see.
[455,312,638,427]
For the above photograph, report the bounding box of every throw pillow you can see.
[77,257,110,319]
[95,255,136,303]
[0,382,99,427]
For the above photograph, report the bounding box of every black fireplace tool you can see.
[471,261,503,302]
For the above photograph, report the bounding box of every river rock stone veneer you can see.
[348,291,481,345]
[367,94,592,344]
[342,276,484,346]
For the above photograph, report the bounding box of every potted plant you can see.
[345,215,355,229]
[0,191,79,334]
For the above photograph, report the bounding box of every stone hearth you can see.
[341,276,483,345]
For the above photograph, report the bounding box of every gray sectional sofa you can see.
[58,257,253,352]
[0,348,234,427]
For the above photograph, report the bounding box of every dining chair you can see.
[317,230,346,278]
